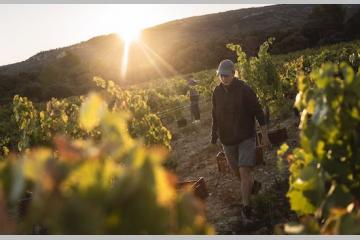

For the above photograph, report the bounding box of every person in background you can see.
[188,75,201,124]
[211,59,270,220]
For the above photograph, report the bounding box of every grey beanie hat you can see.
[216,59,235,76]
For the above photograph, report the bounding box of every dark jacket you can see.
[211,78,266,145]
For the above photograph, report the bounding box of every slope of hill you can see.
[1,4,359,103]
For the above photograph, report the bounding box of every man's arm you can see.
[211,92,218,144]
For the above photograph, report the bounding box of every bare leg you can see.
[239,166,253,206]
[232,168,241,181]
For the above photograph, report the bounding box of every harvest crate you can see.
[256,127,288,146]
[177,177,208,200]
[268,127,288,145]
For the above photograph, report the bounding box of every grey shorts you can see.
[222,137,256,169]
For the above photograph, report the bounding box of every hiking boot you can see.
[251,180,262,195]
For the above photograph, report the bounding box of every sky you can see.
[0,4,271,66]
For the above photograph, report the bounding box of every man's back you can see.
[212,78,265,145]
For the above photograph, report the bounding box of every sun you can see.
[118,28,141,44]
[118,27,141,79]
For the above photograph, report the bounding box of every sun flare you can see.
[118,27,141,79]
[118,28,141,44]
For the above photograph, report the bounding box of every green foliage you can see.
[13,95,40,151]
[141,70,215,123]
[227,38,282,105]
[190,70,218,98]
[4,76,172,153]
[279,63,360,234]
[274,40,360,74]
[0,105,19,156]
[0,93,214,234]
[94,77,172,149]
[227,38,291,120]
[145,89,188,123]
[12,95,92,152]
[278,56,304,99]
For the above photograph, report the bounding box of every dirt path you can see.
[169,106,300,234]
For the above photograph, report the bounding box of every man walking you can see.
[211,59,270,219]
